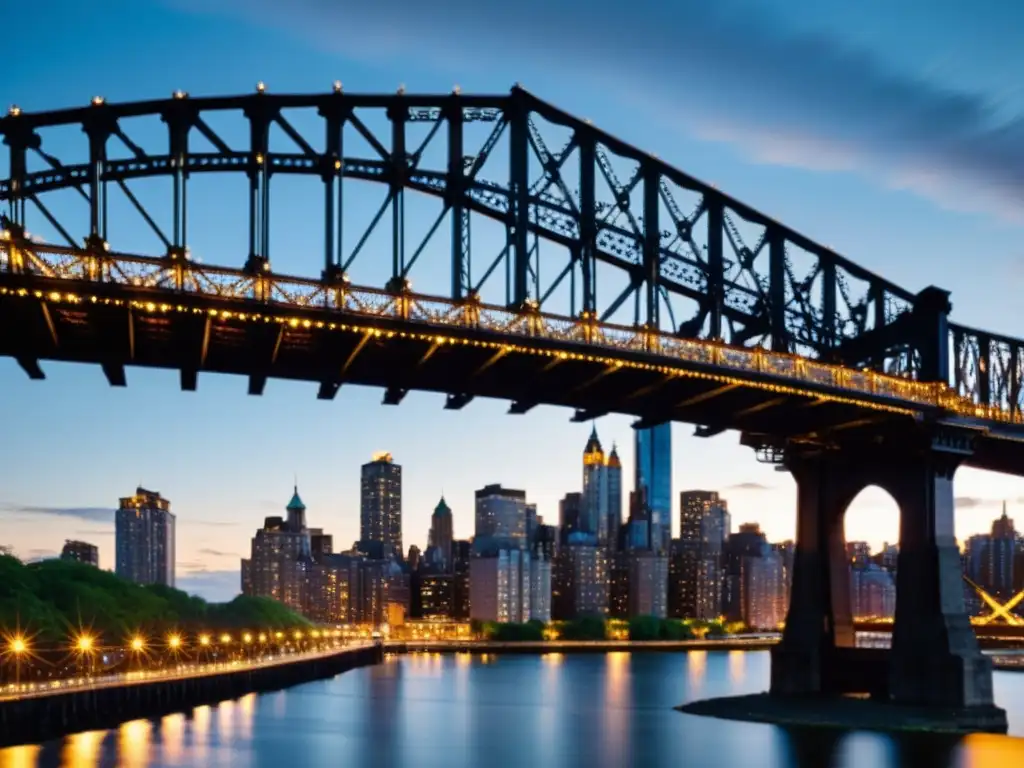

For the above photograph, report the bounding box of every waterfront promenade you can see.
[0,641,382,747]
[0,641,379,702]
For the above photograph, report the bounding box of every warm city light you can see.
[275,632,284,640]
[258,633,267,643]
[220,634,231,644]
[199,634,211,646]
[243,633,253,644]
[9,636,27,654]
[168,634,182,649]
[76,634,94,652]
[130,636,145,652]
[293,631,303,640]
[311,630,320,639]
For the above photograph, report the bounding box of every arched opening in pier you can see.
[843,486,900,625]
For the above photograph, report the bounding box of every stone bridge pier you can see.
[768,427,1006,727]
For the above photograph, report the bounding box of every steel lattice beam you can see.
[0,84,1018,412]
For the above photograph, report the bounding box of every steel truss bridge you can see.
[1,85,1023,468]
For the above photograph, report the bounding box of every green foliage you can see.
[559,616,607,641]
[0,556,308,645]
[627,615,661,641]
[485,620,544,642]
[627,616,695,641]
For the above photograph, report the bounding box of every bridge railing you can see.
[0,237,1006,421]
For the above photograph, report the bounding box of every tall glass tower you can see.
[635,423,672,551]
[360,452,403,559]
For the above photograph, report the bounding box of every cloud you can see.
[73,529,114,537]
[26,548,59,561]
[198,548,239,558]
[167,0,1024,219]
[955,496,1024,510]
[727,482,773,491]
[176,569,240,603]
[0,503,114,523]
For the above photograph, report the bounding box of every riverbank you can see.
[0,643,382,748]
[388,638,778,653]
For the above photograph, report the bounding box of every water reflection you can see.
[0,745,40,768]
[158,713,185,763]
[118,720,151,768]
[60,731,103,768]
[602,652,631,765]
[0,651,1020,767]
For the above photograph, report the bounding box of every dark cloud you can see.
[168,0,1024,218]
[0,503,114,523]
[198,548,239,558]
[727,482,773,491]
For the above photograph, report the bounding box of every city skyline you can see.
[4,0,1024,601]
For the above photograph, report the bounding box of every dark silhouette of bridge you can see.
[1,85,1019,728]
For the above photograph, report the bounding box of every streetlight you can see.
[168,634,182,650]
[74,633,96,676]
[8,635,28,686]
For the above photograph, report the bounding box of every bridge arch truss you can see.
[0,86,1021,421]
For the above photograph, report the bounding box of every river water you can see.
[2,650,1023,767]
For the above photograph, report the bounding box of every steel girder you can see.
[0,86,1014,413]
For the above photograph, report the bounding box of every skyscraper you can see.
[582,426,609,542]
[675,490,722,617]
[474,484,527,550]
[581,426,622,546]
[61,540,99,567]
[429,496,454,567]
[990,503,1016,599]
[635,423,672,551]
[242,486,313,613]
[360,452,403,560]
[605,445,623,543]
[115,487,175,587]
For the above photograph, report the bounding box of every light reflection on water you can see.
[0,651,1022,768]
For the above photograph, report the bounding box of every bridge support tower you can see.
[768,428,1004,726]
[761,283,1007,730]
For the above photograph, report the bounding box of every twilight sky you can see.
[3,0,1024,601]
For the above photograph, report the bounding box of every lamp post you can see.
[129,635,146,671]
[9,636,27,687]
[75,633,95,676]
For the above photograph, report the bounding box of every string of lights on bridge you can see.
[1,237,1016,424]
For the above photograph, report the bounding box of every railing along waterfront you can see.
[0,641,378,702]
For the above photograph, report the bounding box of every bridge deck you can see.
[0,276,916,443]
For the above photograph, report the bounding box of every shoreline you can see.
[387,639,1024,672]
[388,638,777,654]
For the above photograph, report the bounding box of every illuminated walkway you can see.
[0,642,377,702]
